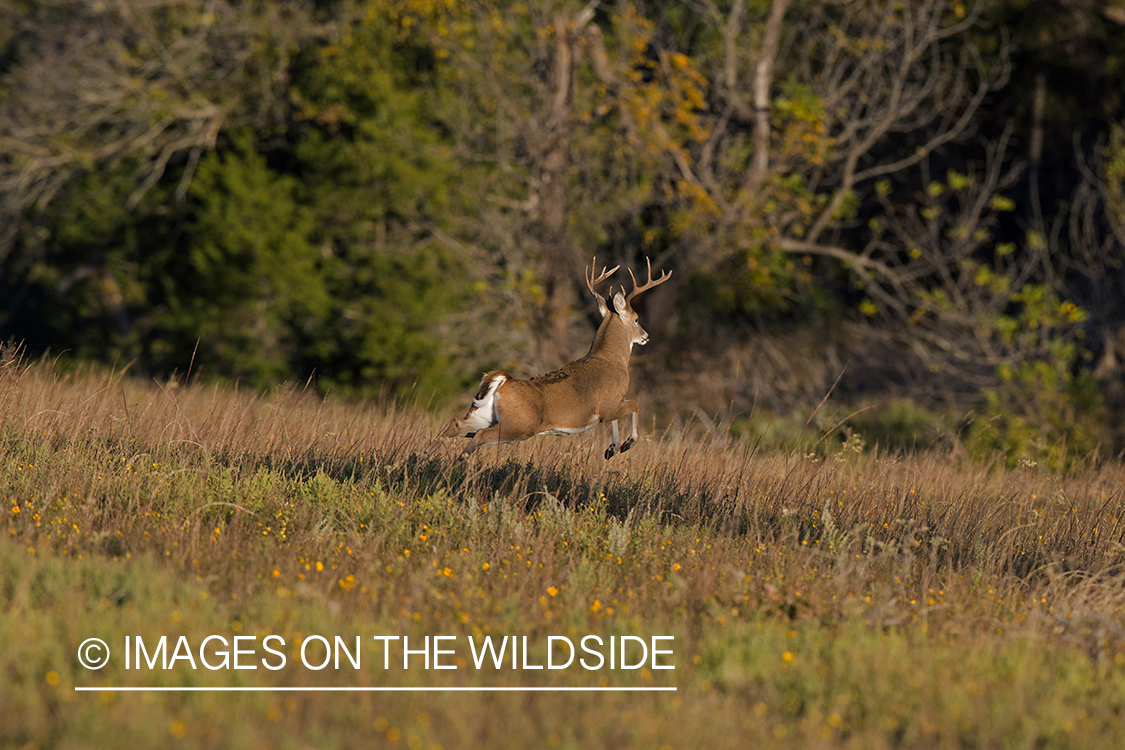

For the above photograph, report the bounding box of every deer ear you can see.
[613,291,628,316]
[595,294,608,318]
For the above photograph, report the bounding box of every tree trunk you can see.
[533,11,587,371]
[746,0,791,195]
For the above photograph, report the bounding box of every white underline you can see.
[75,686,676,692]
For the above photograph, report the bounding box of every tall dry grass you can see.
[4,342,1125,748]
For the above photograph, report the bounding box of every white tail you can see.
[441,257,671,459]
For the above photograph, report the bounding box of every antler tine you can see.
[585,256,620,302]
[626,256,672,303]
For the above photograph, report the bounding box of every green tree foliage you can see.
[292,6,454,239]
[0,0,473,401]
[2,0,1125,461]
[283,4,475,397]
[967,287,1105,469]
[173,135,323,384]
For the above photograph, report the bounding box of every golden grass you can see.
[4,344,1125,748]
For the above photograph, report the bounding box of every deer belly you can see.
[536,413,601,437]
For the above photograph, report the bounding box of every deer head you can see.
[587,256,671,349]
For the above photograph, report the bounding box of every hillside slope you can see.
[4,347,1125,748]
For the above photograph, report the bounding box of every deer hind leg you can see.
[604,400,639,460]
[461,424,531,458]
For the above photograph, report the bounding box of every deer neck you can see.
[585,314,633,370]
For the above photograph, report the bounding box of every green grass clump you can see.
[4,345,1125,748]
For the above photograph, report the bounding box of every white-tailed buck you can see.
[441,258,671,459]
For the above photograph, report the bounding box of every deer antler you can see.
[585,257,620,306]
[626,257,672,304]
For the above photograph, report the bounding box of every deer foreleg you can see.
[604,400,639,460]
[620,409,639,453]
[605,420,621,460]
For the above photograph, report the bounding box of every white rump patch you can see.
[460,374,506,434]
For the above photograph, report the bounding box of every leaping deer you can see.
[440,257,671,459]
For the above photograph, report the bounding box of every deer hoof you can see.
[621,439,634,453]
[605,445,617,460]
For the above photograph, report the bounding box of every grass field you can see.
[4,345,1125,749]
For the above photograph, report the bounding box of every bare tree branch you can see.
[0,0,315,264]
[746,0,791,194]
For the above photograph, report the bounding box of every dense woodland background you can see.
[2,0,1124,466]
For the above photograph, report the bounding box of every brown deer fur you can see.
[440,258,670,459]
